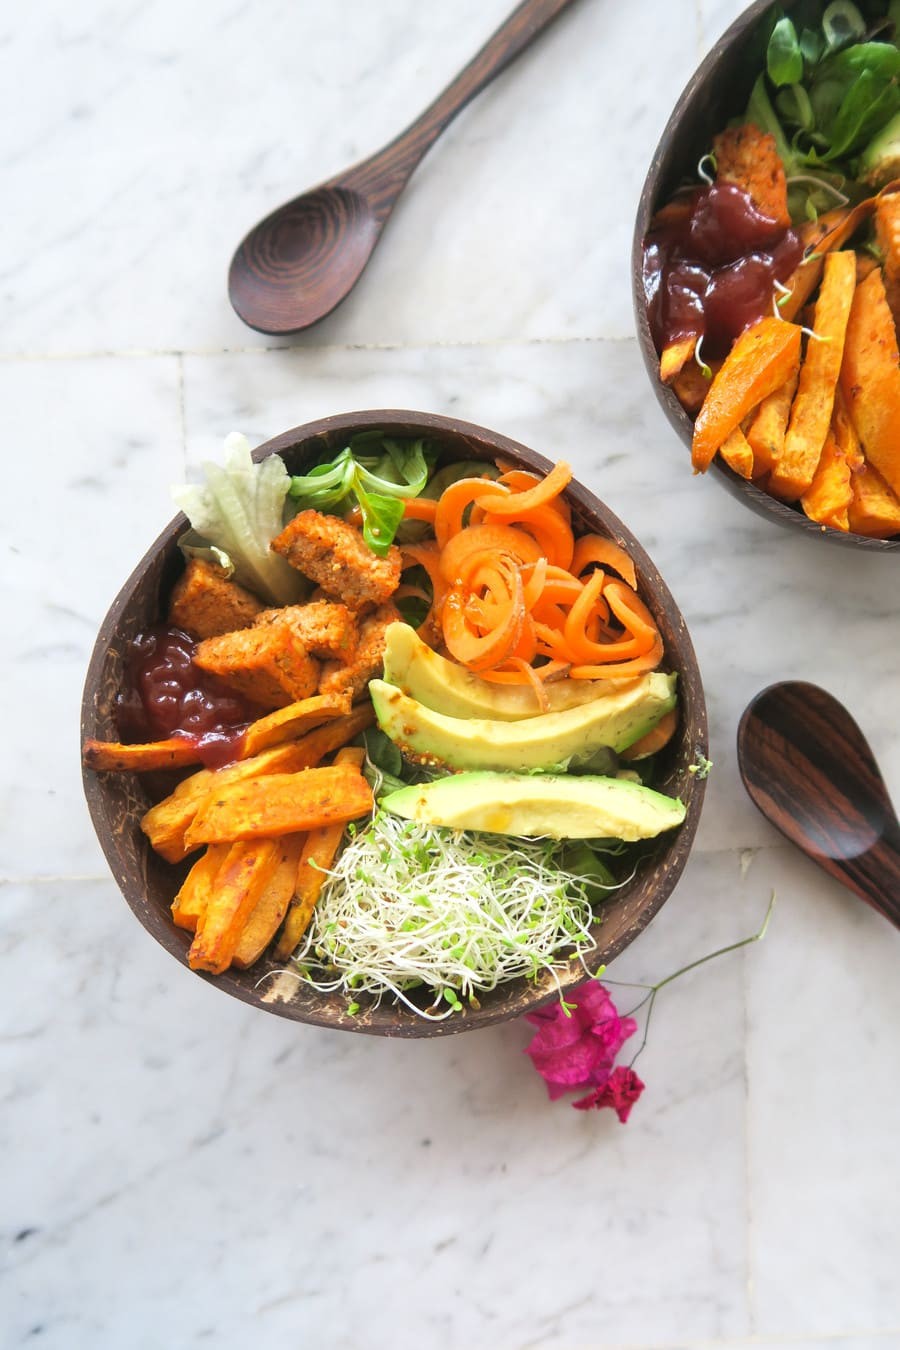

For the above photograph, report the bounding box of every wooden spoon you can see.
[737,681,900,928]
[228,0,578,335]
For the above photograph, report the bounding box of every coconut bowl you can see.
[81,410,708,1037]
[632,0,900,553]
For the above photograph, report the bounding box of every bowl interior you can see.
[632,0,900,553]
[82,410,708,1037]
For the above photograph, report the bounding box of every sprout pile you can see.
[289,813,622,1021]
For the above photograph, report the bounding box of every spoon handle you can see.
[340,0,579,210]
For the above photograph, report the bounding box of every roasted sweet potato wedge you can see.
[839,267,900,498]
[171,844,230,933]
[183,766,373,848]
[231,834,305,970]
[239,693,351,759]
[692,318,802,472]
[769,250,857,502]
[83,737,202,773]
[188,838,281,974]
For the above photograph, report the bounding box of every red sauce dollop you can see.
[116,627,255,769]
[643,182,804,359]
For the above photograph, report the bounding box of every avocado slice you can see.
[381,771,686,840]
[858,111,900,187]
[382,622,620,720]
[368,672,677,772]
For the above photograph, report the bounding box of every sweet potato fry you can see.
[875,192,900,326]
[745,368,798,477]
[779,201,876,322]
[717,425,754,479]
[239,693,351,759]
[659,335,696,384]
[671,359,720,415]
[171,844,230,932]
[848,460,900,537]
[831,385,865,472]
[188,838,280,974]
[231,834,305,969]
[332,746,366,771]
[184,766,373,848]
[83,737,202,773]
[272,748,367,959]
[285,703,375,769]
[141,740,322,864]
[839,267,900,498]
[692,318,802,472]
[769,250,857,502]
[273,822,345,960]
[800,427,853,530]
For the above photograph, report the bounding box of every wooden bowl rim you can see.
[82,409,708,1038]
[631,0,900,554]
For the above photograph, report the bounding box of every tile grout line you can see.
[0,333,637,364]
[0,875,110,886]
[618,1328,900,1349]
[742,887,757,1336]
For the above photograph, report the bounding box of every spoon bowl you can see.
[229,187,382,334]
[737,681,900,927]
[228,0,578,335]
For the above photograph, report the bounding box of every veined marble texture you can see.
[2,0,900,1347]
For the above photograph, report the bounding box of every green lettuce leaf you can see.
[172,433,304,606]
[288,432,438,557]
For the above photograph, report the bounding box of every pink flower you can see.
[572,1066,645,1121]
[524,980,639,1108]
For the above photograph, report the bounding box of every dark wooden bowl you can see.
[632,0,900,553]
[81,410,708,1037]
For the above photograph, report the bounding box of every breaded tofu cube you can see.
[713,124,791,228]
[193,625,320,710]
[319,603,400,703]
[270,510,401,611]
[168,558,264,640]
[254,600,357,661]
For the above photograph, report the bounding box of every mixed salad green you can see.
[170,434,691,1019]
[744,1,900,218]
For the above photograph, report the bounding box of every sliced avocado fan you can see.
[368,672,677,773]
[381,771,686,840]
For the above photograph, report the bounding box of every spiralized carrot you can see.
[484,503,574,570]
[400,459,665,695]
[402,497,438,524]
[496,469,572,524]
[476,460,573,516]
[439,523,542,583]
[434,478,509,548]
[571,535,638,590]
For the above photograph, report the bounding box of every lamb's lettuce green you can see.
[288,432,438,557]
[172,432,304,607]
[741,2,900,219]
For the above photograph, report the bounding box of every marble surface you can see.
[3,1,900,1347]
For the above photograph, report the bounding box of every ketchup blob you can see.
[116,627,255,768]
[643,182,804,359]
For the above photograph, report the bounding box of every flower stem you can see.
[604,891,776,1066]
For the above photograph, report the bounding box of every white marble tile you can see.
[5,0,900,1343]
[742,848,900,1339]
[182,337,900,857]
[1,356,183,879]
[700,0,762,55]
[3,853,753,1350]
[1,0,700,356]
